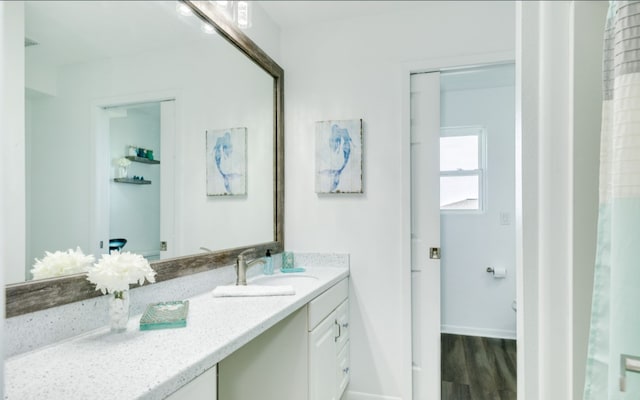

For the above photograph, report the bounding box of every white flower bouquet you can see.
[116,157,132,167]
[86,251,156,295]
[31,247,95,280]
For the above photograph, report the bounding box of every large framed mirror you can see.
[6,1,284,318]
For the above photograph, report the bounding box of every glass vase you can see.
[109,290,130,332]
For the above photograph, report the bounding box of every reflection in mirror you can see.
[17,1,275,284]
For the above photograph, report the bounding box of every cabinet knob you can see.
[342,322,349,329]
[343,367,350,374]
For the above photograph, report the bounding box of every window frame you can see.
[439,126,487,213]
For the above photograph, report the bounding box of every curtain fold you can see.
[584,1,640,398]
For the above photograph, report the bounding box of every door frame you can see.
[400,51,518,400]
[90,90,180,258]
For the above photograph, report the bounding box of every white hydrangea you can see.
[86,251,156,295]
[116,157,132,167]
[31,247,95,280]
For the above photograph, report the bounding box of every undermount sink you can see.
[250,274,319,287]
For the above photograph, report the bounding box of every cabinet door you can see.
[337,342,350,399]
[165,365,217,400]
[309,312,338,400]
[335,300,349,350]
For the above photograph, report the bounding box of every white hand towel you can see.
[212,285,295,297]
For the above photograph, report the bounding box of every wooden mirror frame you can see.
[5,1,284,318]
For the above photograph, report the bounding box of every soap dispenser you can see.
[263,249,274,275]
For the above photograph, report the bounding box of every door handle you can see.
[429,247,441,259]
[620,354,640,392]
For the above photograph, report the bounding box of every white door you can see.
[410,72,441,399]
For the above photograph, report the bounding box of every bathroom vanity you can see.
[218,277,350,400]
[4,264,349,399]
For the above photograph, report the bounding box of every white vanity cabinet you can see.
[218,307,309,400]
[165,365,217,400]
[308,278,350,400]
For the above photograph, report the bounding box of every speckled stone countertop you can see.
[4,265,349,399]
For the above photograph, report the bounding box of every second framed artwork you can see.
[206,127,247,196]
[315,119,363,194]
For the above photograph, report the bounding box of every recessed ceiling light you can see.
[176,2,193,17]
[201,22,216,34]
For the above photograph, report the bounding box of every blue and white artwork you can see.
[315,119,363,193]
[206,128,247,196]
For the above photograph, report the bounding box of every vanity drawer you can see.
[308,278,348,331]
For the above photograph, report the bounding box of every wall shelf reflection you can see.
[125,156,160,164]
[114,178,152,185]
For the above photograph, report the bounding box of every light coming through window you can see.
[440,126,485,211]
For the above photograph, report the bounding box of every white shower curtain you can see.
[584,1,640,398]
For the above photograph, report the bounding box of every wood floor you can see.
[441,334,517,400]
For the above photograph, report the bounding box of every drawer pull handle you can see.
[335,320,341,341]
[620,354,640,392]
[343,367,350,374]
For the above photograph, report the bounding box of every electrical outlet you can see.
[500,212,511,226]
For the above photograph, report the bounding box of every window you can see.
[440,126,485,211]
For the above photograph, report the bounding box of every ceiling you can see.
[24,1,217,69]
[257,1,429,29]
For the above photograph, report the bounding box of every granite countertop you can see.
[4,266,349,400]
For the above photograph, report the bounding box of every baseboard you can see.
[441,324,516,340]
[342,390,402,400]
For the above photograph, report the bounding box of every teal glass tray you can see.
[139,300,189,331]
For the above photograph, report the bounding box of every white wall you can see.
[281,2,515,398]
[440,78,516,339]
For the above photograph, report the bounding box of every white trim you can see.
[400,50,516,400]
[404,51,516,75]
[399,62,413,400]
[515,3,533,400]
[441,325,517,341]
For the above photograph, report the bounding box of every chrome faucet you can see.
[236,248,265,286]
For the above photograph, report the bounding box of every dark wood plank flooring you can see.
[442,334,516,400]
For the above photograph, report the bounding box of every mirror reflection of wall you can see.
[16,1,275,284]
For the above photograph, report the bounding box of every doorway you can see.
[410,63,516,399]
[94,98,176,261]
